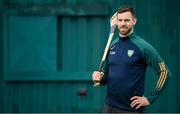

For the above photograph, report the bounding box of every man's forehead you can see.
[117,11,133,18]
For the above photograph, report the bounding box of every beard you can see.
[119,26,132,36]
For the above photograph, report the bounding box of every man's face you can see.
[117,11,136,36]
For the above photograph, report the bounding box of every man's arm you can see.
[99,39,119,85]
[92,59,108,85]
[145,60,171,104]
[99,59,108,85]
[130,40,171,109]
[142,44,171,104]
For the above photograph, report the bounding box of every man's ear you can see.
[133,18,137,25]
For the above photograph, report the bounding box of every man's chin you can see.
[120,29,132,36]
[120,31,129,35]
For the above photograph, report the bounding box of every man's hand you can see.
[130,96,150,110]
[92,71,104,82]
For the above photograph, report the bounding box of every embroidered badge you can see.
[127,50,134,57]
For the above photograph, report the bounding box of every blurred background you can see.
[0,0,179,113]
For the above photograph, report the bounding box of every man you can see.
[92,5,171,113]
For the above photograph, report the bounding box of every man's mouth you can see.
[121,27,128,29]
[120,28,128,31]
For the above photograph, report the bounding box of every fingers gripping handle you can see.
[93,61,105,87]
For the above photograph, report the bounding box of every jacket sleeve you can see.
[99,58,109,85]
[142,45,171,104]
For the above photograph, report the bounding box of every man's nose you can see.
[122,21,126,25]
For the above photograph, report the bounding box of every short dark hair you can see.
[117,5,136,17]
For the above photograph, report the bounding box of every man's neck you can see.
[119,28,133,38]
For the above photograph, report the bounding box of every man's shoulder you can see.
[132,35,155,51]
[110,38,119,48]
